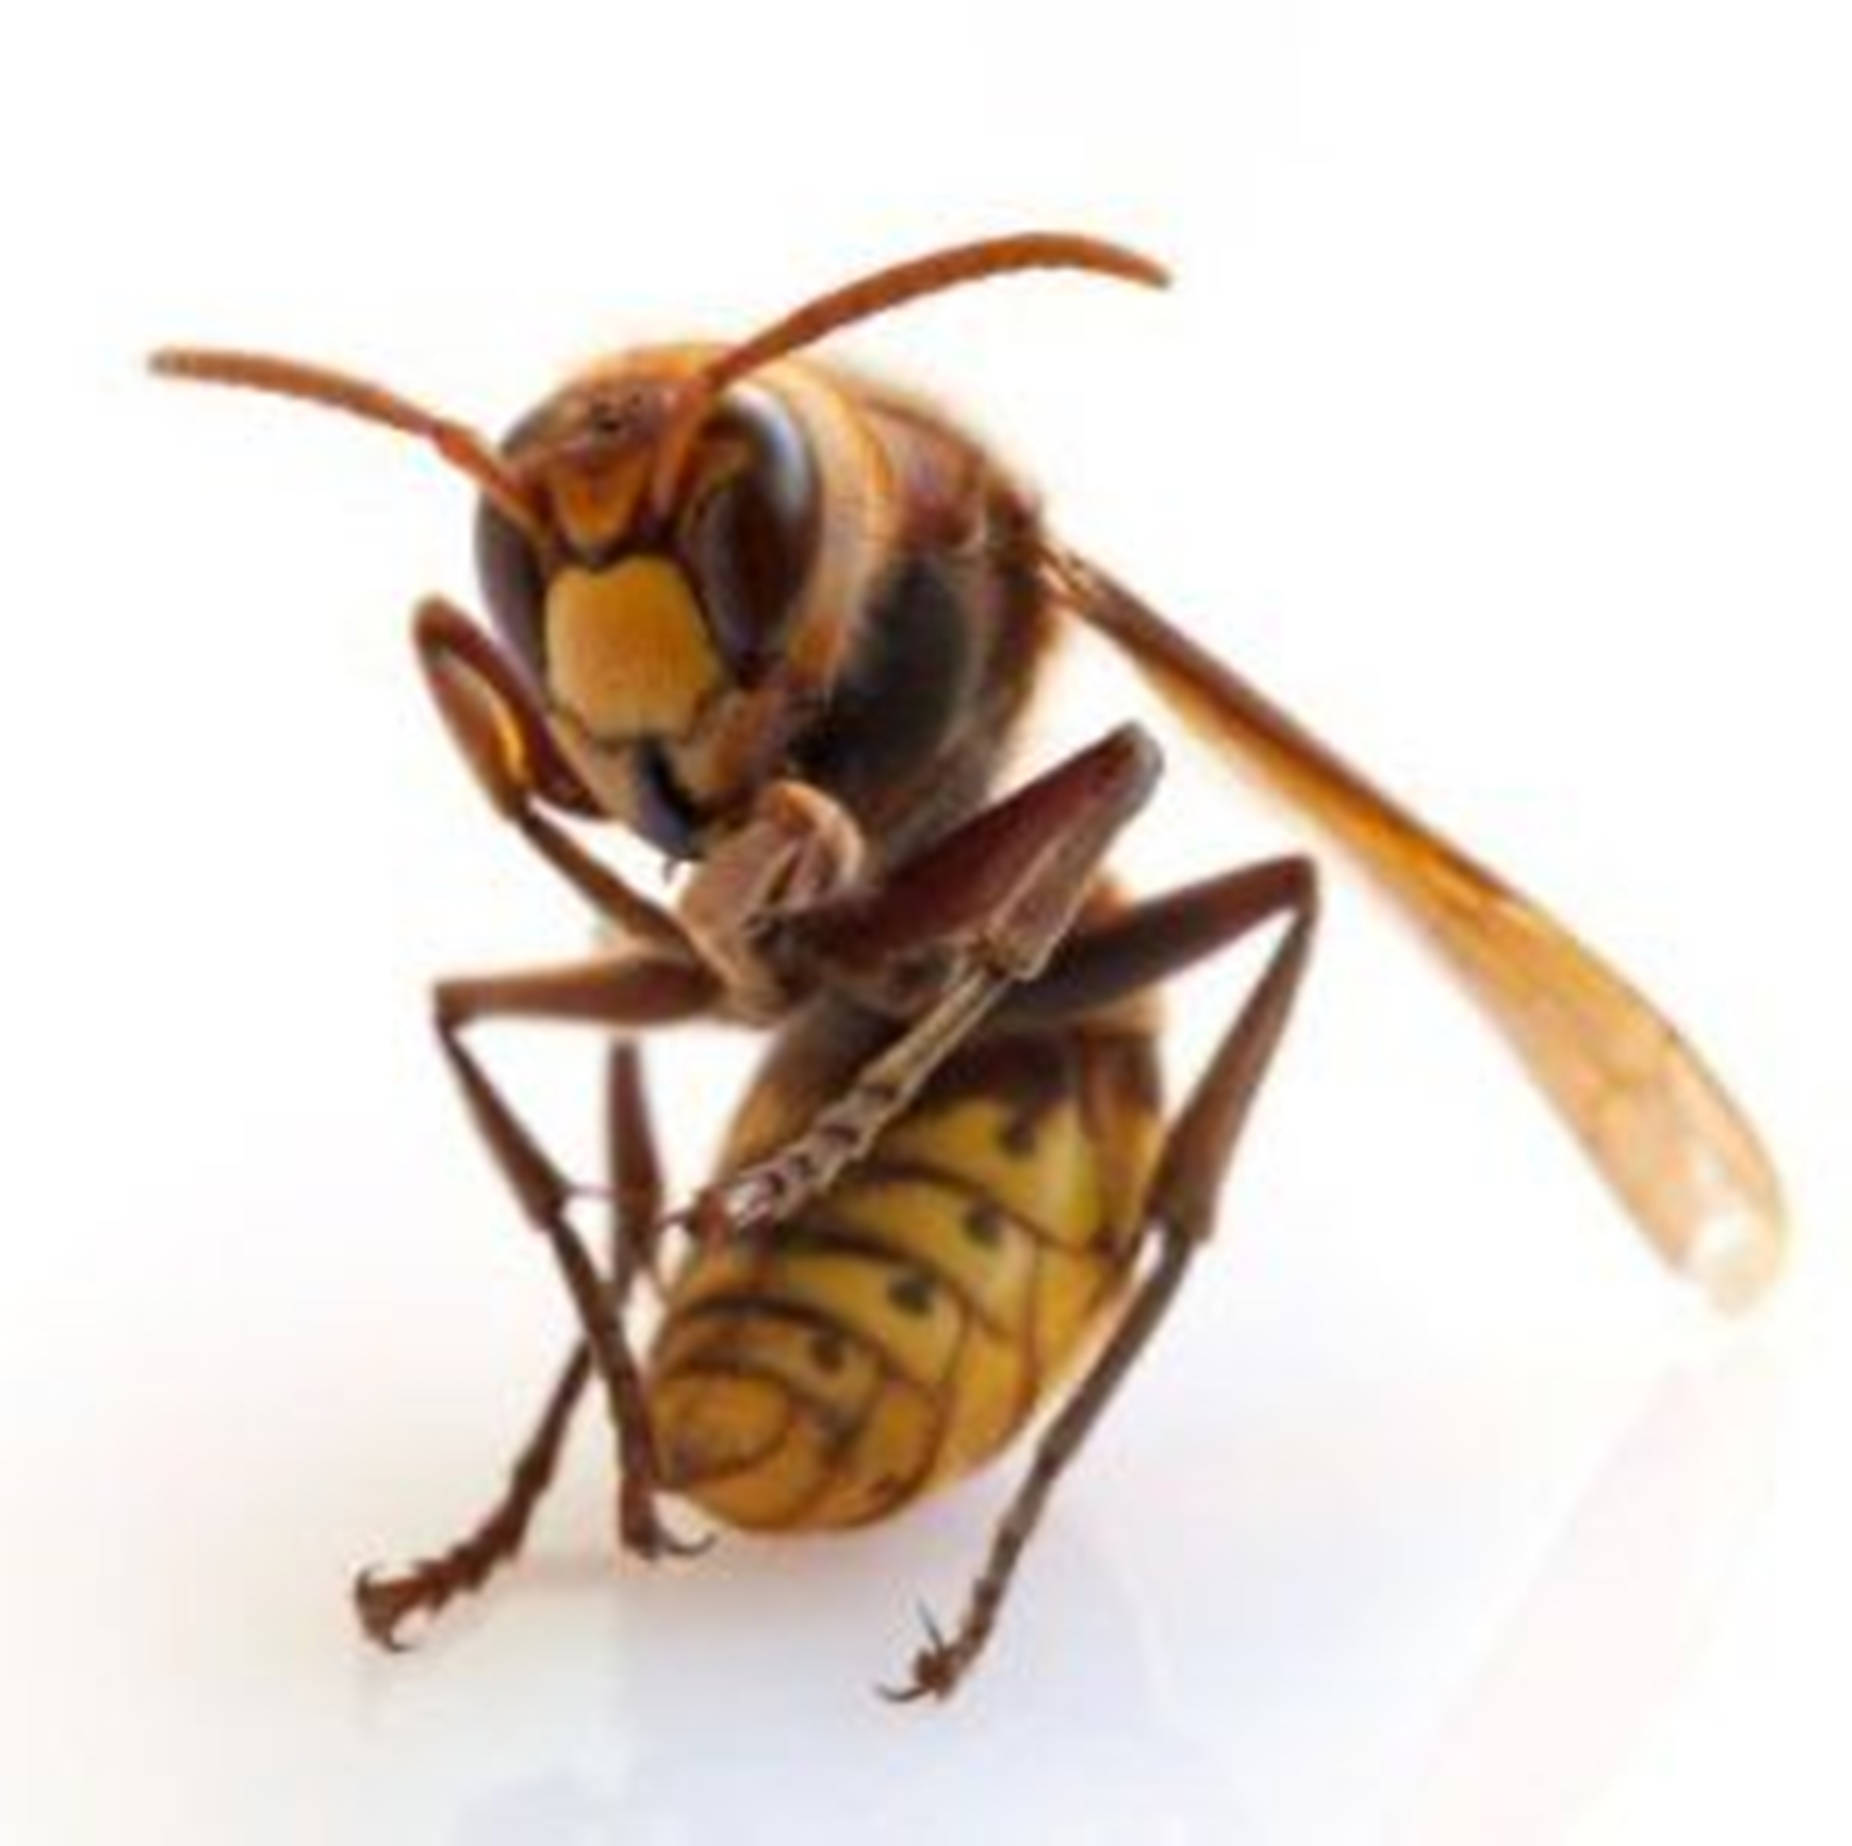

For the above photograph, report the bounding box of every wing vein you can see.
[1044,542,1784,1310]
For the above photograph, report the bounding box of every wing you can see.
[1043,543,1784,1311]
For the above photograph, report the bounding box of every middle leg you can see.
[432,961,714,1566]
[355,1039,680,1647]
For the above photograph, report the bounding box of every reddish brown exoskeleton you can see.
[153,232,1782,1700]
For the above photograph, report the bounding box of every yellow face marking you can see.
[547,450,651,556]
[544,556,724,741]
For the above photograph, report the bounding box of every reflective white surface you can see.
[9,1170,1831,1845]
[7,0,1851,1838]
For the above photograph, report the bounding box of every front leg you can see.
[414,596,697,959]
[683,725,1162,1237]
[674,778,869,1023]
[432,955,717,1566]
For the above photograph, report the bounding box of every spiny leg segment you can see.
[354,1022,699,1650]
[886,856,1319,1700]
[436,969,713,1566]
[354,1343,595,1649]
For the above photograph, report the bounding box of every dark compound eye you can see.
[679,389,816,683]
[472,396,570,682]
[474,497,547,681]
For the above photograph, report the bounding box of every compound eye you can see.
[474,498,547,680]
[679,391,815,683]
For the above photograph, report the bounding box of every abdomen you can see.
[644,1000,1163,1531]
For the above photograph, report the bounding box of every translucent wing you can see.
[1044,544,1784,1310]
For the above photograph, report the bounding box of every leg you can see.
[355,1039,682,1649]
[886,857,1319,1700]
[415,597,696,959]
[605,1040,668,1301]
[355,1345,594,1649]
[685,725,1163,1236]
[434,964,713,1563]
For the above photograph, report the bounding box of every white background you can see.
[5,2,1850,1841]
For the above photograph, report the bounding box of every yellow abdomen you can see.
[644,1007,1162,1531]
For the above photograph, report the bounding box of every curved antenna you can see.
[149,347,545,540]
[648,231,1170,516]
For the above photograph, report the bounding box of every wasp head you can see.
[475,356,819,857]
[153,234,1166,859]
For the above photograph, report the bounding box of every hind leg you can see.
[355,1036,689,1648]
[886,857,1318,1700]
